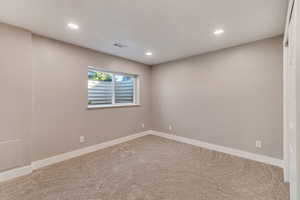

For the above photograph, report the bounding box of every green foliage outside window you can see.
[88,71,112,81]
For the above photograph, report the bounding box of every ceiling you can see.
[0,0,288,65]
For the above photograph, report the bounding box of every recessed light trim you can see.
[68,23,79,30]
[146,51,153,56]
[214,29,224,35]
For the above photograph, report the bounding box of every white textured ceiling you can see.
[0,0,288,65]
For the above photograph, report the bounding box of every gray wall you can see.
[152,37,283,159]
[31,35,152,161]
[296,0,300,197]
[0,22,284,172]
[0,24,32,171]
[0,23,152,171]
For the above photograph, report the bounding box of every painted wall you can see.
[0,23,152,171]
[152,37,283,159]
[0,22,284,173]
[0,24,32,171]
[296,0,300,197]
[31,35,152,161]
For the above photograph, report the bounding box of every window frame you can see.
[87,66,140,109]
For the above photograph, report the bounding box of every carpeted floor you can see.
[0,135,289,200]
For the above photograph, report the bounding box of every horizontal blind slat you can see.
[88,79,113,105]
[88,69,136,106]
[115,79,134,104]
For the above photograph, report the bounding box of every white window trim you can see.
[87,103,140,109]
[87,66,140,109]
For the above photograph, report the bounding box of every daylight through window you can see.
[88,67,137,107]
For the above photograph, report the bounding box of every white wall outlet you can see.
[168,125,173,131]
[141,123,145,128]
[289,122,295,129]
[80,136,85,143]
[256,140,262,148]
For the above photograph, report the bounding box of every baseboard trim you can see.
[149,130,284,168]
[0,130,151,183]
[0,165,32,182]
[31,131,150,170]
[0,130,284,183]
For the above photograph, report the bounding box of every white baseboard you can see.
[31,131,151,170]
[0,165,32,182]
[0,130,284,183]
[149,130,284,168]
[0,130,151,183]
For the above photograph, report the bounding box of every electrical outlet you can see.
[168,125,173,131]
[256,140,262,148]
[289,122,295,129]
[80,136,85,143]
[141,123,145,128]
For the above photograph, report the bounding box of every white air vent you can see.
[114,42,128,48]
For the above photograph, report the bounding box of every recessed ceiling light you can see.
[67,23,79,30]
[146,51,153,56]
[214,29,224,35]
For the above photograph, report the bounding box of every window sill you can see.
[87,104,141,109]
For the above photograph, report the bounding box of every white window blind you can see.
[115,74,134,104]
[88,67,137,107]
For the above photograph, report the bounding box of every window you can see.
[88,67,138,108]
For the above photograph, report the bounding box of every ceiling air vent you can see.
[113,42,128,48]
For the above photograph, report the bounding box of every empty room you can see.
[0,0,300,199]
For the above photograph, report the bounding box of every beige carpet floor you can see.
[0,135,289,200]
